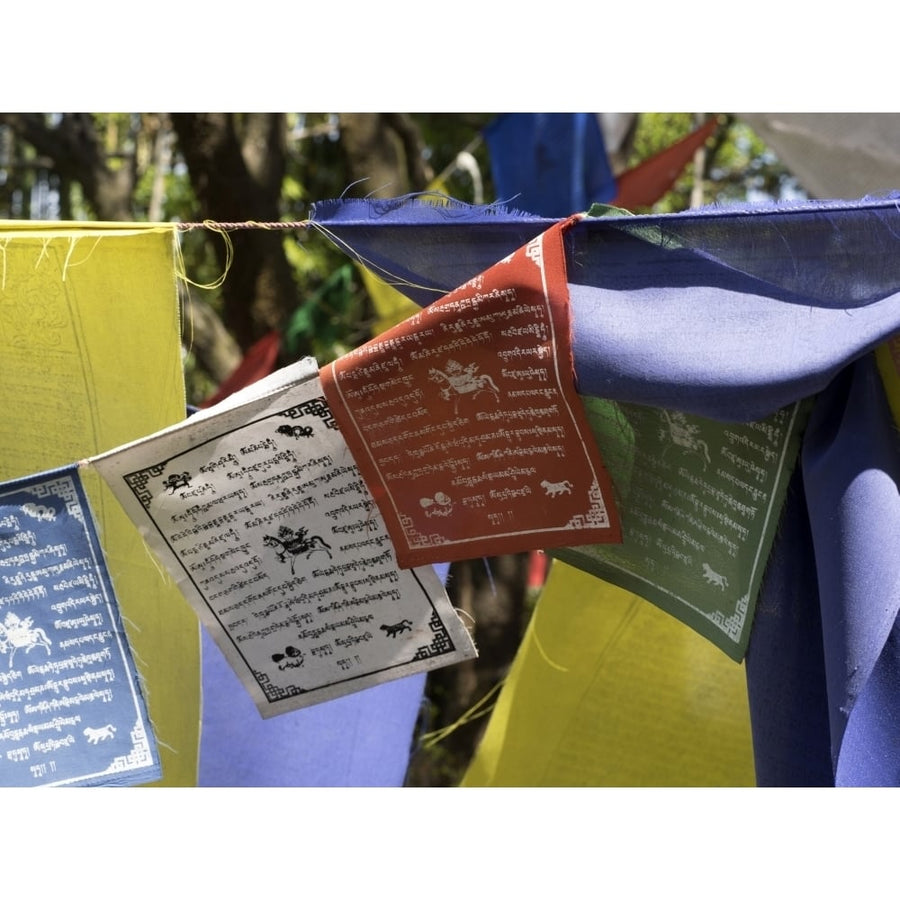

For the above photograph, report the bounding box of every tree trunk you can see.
[170,113,301,353]
[338,113,431,197]
[180,285,243,387]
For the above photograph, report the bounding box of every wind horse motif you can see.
[429,359,500,413]
[263,525,332,574]
[659,409,711,469]
[0,611,52,668]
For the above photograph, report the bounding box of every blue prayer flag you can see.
[484,113,617,217]
[0,465,160,787]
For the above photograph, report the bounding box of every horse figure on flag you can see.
[263,525,333,574]
[429,360,500,413]
[0,611,52,668]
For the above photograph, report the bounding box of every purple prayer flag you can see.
[197,562,450,786]
[198,629,427,787]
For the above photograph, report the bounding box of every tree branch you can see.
[0,113,135,219]
[384,112,432,190]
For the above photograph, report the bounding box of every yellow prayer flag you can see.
[0,223,200,786]
[357,265,423,336]
[462,560,756,786]
[876,337,900,427]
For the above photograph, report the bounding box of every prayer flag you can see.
[198,629,427,786]
[0,465,160,786]
[200,330,281,408]
[611,117,719,209]
[321,217,621,566]
[92,360,476,717]
[197,560,452,786]
[484,113,617,217]
[357,265,422,335]
[554,395,809,660]
[462,560,755,786]
[0,223,200,786]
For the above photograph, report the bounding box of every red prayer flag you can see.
[612,118,720,210]
[200,330,281,408]
[321,217,621,568]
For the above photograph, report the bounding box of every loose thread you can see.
[176,221,234,291]
[60,236,104,282]
[481,556,497,597]
[306,220,447,299]
[119,613,142,636]
[419,679,505,750]
[34,237,51,270]
[530,627,570,673]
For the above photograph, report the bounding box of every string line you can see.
[176,217,448,300]
[176,220,312,231]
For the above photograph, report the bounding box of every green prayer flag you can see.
[554,397,810,660]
